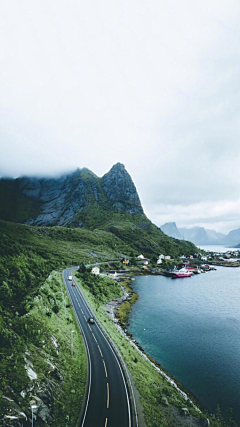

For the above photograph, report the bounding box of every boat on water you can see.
[193,267,201,274]
[171,267,192,278]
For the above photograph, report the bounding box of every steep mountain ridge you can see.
[0,164,197,257]
[0,163,143,228]
[101,163,143,214]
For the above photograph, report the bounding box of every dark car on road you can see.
[88,317,95,324]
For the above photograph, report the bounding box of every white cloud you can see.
[1,0,240,232]
[146,199,240,234]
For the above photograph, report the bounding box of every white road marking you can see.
[98,344,103,357]
[107,382,109,408]
[103,359,108,377]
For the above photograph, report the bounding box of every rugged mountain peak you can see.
[0,163,144,227]
[161,222,183,240]
[107,162,126,172]
[101,163,143,214]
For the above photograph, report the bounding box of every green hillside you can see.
[97,212,197,257]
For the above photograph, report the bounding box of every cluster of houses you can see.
[90,250,240,277]
[137,254,171,264]
[136,254,171,270]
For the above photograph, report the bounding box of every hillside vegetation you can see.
[0,164,198,258]
[97,212,197,258]
[0,221,95,425]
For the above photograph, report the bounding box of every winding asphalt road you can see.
[63,268,134,427]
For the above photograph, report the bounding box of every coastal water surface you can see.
[128,267,240,424]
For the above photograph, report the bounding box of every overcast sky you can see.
[1,1,240,233]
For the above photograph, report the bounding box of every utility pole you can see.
[31,404,37,427]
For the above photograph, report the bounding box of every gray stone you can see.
[161,396,169,406]
[180,407,190,416]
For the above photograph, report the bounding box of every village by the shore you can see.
[91,248,240,280]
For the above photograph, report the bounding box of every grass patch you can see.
[28,271,87,426]
[0,271,87,426]
[115,277,139,324]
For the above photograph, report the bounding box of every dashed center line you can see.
[103,359,108,377]
[98,345,103,357]
[105,418,108,427]
[92,333,97,343]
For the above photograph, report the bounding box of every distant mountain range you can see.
[0,163,197,257]
[160,222,240,247]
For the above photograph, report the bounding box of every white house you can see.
[91,266,100,275]
[157,254,165,264]
[108,271,117,278]
[137,254,145,259]
[157,254,171,262]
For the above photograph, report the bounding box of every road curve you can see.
[63,268,133,427]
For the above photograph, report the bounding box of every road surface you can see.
[63,268,133,427]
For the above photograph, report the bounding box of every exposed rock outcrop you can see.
[101,163,143,214]
[0,163,143,227]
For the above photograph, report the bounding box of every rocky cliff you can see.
[0,163,143,228]
[101,163,143,214]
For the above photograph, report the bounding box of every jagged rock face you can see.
[0,163,143,227]
[19,170,89,226]
[101,163,143,214]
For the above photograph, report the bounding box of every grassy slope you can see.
[97,212,197,258]
[0,269,87,426]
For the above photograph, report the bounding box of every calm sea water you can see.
[128,267,240,424]
[198,244,239,253]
